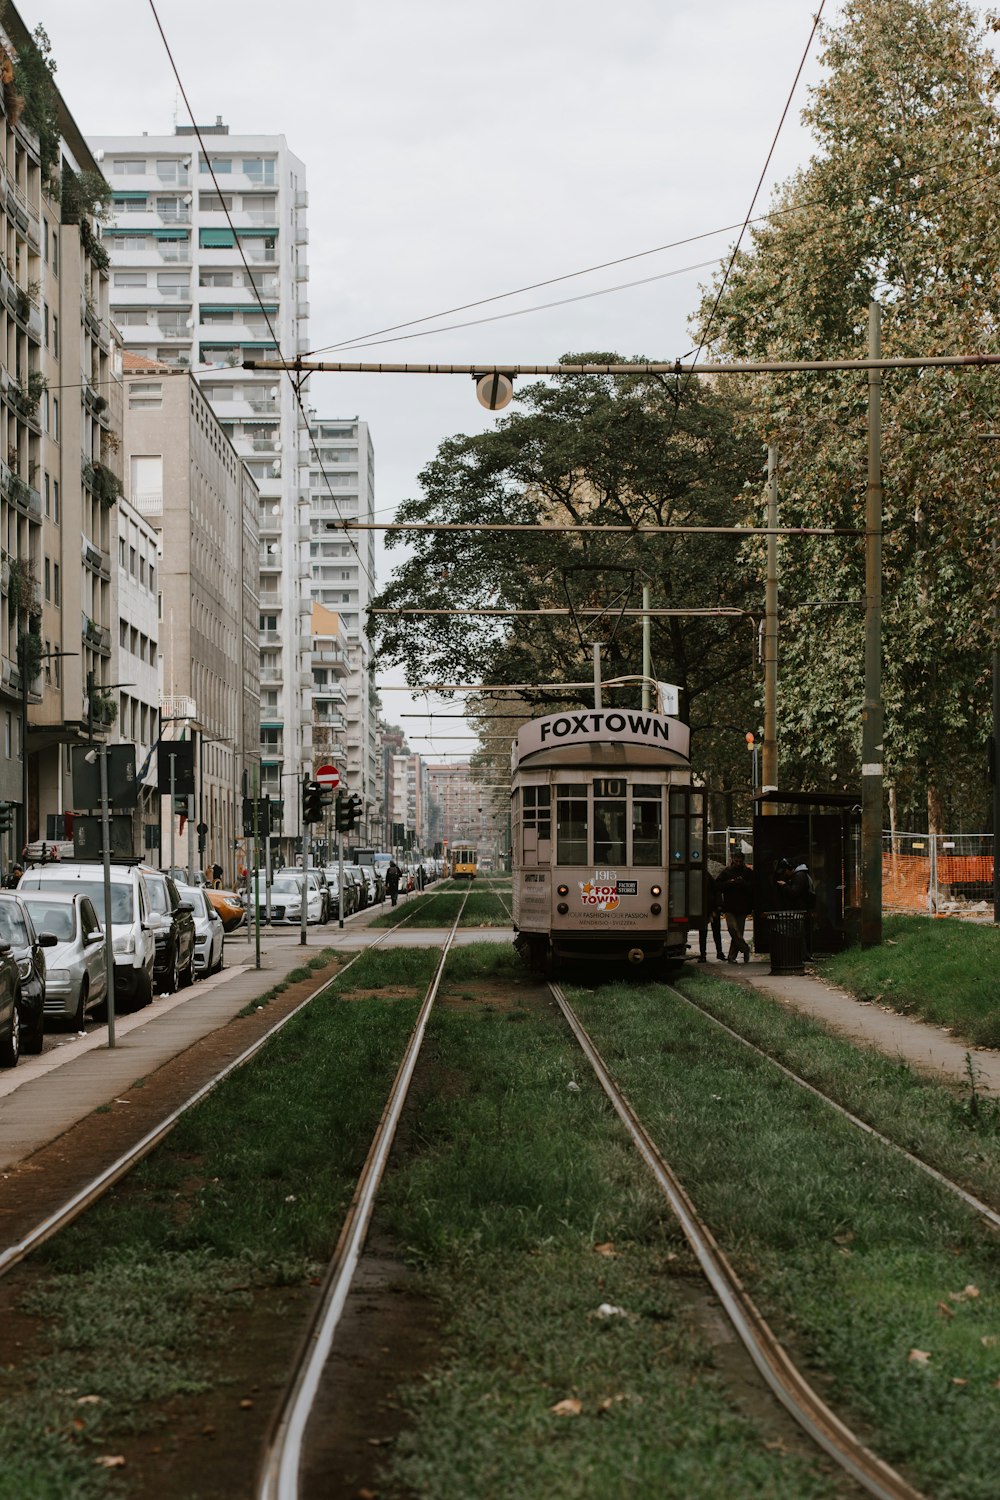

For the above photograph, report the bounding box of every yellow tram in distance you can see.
[511,708,704,974]
[450,847,479,880]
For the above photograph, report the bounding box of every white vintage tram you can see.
[511,708,704,973]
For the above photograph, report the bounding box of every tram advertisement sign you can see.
[513,710,690,765]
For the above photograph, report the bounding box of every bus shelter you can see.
[751,790,861,955]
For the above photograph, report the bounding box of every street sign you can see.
[315,763,341,790]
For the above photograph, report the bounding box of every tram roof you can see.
[513,710,691,771]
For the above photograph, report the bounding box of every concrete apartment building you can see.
[93,121,310,853]
[112,491,159,850]
[306,417,379,832]
[0,8,121,866]
[425,761,493,853]
[122,361,260,881]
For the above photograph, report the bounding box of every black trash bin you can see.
[765,910,806,975]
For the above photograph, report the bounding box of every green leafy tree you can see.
[370,356,764,816]
[699,0,1000,831]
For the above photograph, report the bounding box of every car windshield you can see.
[19,879,133,923]
[22,899,76,940]
[0,903,29,945]
[271,877,302,893]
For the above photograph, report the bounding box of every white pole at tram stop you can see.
[592,643,603,710]
[84,745,116,1050]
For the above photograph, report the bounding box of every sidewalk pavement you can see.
[689,950,1000,1095]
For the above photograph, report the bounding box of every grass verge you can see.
[235,948,338,1017]
[819,914,1000,1046]
[373,957,851,1499]
[569,976,1000,1500]
[676,969,1000,1207]
[0,950,434,1497]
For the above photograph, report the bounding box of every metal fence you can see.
[883,833,994,914]
[706,828,752,868]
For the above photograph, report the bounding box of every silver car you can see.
[19,891,108,1028]
[176,884,225,976]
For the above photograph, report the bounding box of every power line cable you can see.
[145,0,378,596]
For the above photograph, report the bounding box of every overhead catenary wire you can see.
[145,0,378,598]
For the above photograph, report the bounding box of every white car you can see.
[259,872,323,925]
[19,890,108,1028]
[176,884,225,975]
[18,863,155,1011]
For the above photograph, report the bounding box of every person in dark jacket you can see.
[385,860,402,907]
[774,857,816,960]
[716,849,754,963]
[696,861,726,963]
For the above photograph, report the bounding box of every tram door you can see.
[668,787,705,924]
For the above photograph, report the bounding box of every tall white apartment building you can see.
[306,418,379,832]
[92,120,311,839]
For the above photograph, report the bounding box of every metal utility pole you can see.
[994,605,1000,925]
[862,302,884,947]
[98,744,116,1049]
[762,447,779,810]
[592,643,603,710]
[169,753,177,875]
[642,587,652,711]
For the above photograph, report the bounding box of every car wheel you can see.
[180,950,194,987]
[0,993,20,1068]
[160,950,179,995]
[71,979,89,1030]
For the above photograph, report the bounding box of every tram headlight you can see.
[650,903,662,915]
[557,902,569,915]
[557,884,569,896]
[650,885,662,896]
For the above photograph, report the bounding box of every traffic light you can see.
[302,778,324,823]
[334,792,362,833]
[0,802,12,834]
[745,731,756,750]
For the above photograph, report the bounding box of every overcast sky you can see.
[28,0,996,757]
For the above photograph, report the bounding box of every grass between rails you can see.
[368,891,512,928]
[818,914,1000,1047]
[0,948,439,1499]
[373,943,850,1500]
[569,975,1000,1500]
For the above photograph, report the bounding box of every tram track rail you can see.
[256,891,469,1500]
[550,980,925,1500]
[0,881,460,1282]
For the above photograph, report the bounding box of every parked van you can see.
[17,863,155,1011]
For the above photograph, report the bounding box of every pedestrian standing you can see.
[696,860,726,963]
[385,859,402,907]
[775,856,816,961]
[716,849,754,963]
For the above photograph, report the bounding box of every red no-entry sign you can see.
[315,763,341,790]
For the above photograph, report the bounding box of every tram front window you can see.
[556,784,588,864]
[632,785,662,865]
[594,798,627,866]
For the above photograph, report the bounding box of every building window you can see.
[51,230,58,275]
[51,313,58,356]
[4,712,11,758]
[43,472,50,516]
[52,480,59,522]
[200,156,232,174]
[113,159,146,174]
[52,399,59,440]
[53,563,60,607]
[43,557,50,600]
[114,272,147,287]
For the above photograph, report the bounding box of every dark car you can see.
[141,868,196,994]
[0,937,22,1066]
[0,892,56,1054]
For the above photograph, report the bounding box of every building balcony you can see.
[81,613,112,655]
[131,490,163,517]
[161,694,197,721]
[312,682,346,704]
[258,590,282,609]
[82,535,112,578]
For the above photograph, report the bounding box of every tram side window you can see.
[632,784,662,866]
[556,784,588,865]
[521,785,551,865]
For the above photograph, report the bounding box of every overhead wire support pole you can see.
[862,303,884,948]
[762,446,779,810]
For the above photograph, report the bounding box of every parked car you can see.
[343,865,365,911]
[356,862,383,904]
[0,939,22,1067]
[206,887,245,932]
[18,891,108,1029]
[0,893,53,1054]
[176,884,225,976]
[256,871,324,926]
[141,868,196,994]
[18,863,155,1012]
[321,867,356,919]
